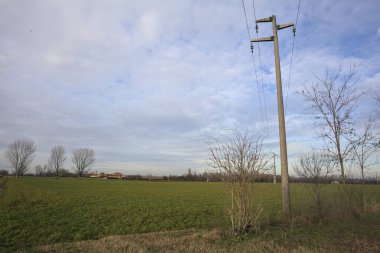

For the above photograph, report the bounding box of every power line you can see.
[295,0,301,28]
[241,0,252,38]
[241,0,265,127]
[251,0,257,20]
[251,0,269,131]
[256,39,268,129]
[285,0,301,113]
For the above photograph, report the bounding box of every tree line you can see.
[4,141,95,179]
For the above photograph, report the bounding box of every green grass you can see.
[0,177,379,252]
[0,178,228,251]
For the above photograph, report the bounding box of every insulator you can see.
[292,27,296,36]
[250,44,254,53]
[255,24,259,33]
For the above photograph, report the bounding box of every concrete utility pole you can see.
[273,153,277,184]
[251,15,294,218]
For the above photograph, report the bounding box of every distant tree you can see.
[48,145,67,180]
[35,165,44,176]
[45,164,55,176]
[58,168,73,177]
[0,170,9,176]
[208,130,270,233]
[72,148,95,178]
[300,66,362,184]
[5,138,36,178]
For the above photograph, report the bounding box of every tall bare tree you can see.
[72,148,95,178]
[208,130,270,233]
[5,138,36,178]
[300,66,362,184]
[48,145,67,180]
[294,152,335,219]
[352,118,378,183]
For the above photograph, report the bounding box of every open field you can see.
[1,177,380,252]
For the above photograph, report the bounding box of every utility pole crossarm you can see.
[251,36,274,43]
[277,23,294,30]
[256,17,272,23]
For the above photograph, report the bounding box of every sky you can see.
[0,0,379,176]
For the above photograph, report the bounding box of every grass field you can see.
[0,177,379,252]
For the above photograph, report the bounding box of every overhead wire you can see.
[284,0,301,114]
[241,0,266,128]
[242,0,300,129]
[251,0,269,131]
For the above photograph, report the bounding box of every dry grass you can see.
[38,229,308,253]
[366,200,380,213]
[37,228,380,253]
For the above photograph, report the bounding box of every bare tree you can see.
[208,130,270,233]
[294,152,335,184]
[35,165,44,176]
[72,148,95,178]
[48,145,67,180]
[300,66,362,184]
[294,152,335,219]
[5,138,36,178]
[352,118,378,184]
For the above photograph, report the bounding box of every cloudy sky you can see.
[0,0,379,176]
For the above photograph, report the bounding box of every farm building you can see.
[106,172,124,179]
[89,171,102,178]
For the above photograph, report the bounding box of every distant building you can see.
[106,172,124,179]
[89,171,102,178]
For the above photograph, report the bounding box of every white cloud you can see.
[139,11,161,40]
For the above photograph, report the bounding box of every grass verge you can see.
[39,214,380,253]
